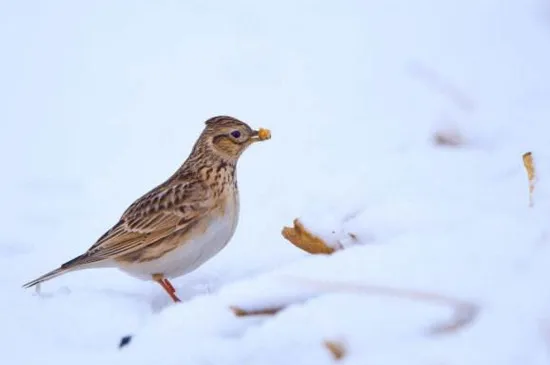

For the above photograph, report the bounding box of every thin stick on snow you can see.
[523,152,536,207]
[230,306,284,317]
[288,277,479,335]
[229,277,478,335]
[234,276,478,336]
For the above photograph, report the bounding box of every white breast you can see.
[120,192,240,280]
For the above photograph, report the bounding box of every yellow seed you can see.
[258,128,271,141]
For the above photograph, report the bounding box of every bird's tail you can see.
[22,253,109,289]
[22,267,72,289]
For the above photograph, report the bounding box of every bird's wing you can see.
[61,178,213,268]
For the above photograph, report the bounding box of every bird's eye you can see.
[230,130,241,138]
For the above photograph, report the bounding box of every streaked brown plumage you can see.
[22,115,271,302]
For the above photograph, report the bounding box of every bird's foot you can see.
[152,274,181,303]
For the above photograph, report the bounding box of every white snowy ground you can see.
[2,0,550,364]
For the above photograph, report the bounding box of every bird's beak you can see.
[250,128,271,142]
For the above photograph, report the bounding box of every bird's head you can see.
[195,115,271,162]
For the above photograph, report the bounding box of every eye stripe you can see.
[212,135,244,145]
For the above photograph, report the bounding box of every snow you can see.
[2,0,550,364]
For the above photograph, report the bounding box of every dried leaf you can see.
[282,219,335,254]
[523,152,536,207]
[324,340,346,361]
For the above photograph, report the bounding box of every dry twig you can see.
[229,306,284,317]
[284,277,479,336]
[230,277,479,336]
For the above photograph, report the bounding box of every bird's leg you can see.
[162,278,176,293]
[152,273,181,303]
[158,278,181,303]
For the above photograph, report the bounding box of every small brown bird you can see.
[23,116,271,302]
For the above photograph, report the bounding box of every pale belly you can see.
[118,211,239,280]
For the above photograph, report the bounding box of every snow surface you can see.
[2,0,550,364]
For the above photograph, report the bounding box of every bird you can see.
[22,115,271,302]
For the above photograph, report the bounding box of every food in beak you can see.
[257,128,271,141]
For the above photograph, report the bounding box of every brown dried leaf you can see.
[523,151,536,207]
[324,340,346,361]
[282,218,335,255]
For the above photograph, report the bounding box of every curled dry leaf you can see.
[522,152,536,207]
[282,218,335,254]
